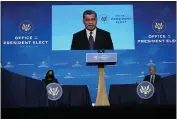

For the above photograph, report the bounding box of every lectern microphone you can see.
[97,49,105,53]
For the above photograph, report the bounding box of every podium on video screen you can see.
[86,50,117,106]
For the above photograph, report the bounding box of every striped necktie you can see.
[89,31,94,50]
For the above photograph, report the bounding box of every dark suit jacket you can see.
[143,74,161,83]
[71,28,114,50]
[42,78,59,86]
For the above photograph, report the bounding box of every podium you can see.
[86,52,117,106]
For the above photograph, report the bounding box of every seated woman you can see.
[42,70,59,86]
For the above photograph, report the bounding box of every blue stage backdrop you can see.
[1,1,176,103]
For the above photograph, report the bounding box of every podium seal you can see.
[46,83,63,101]
[137,81,154,99]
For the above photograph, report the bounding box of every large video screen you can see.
[52,5,135,50]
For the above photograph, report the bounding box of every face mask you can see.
[48,74,53,78]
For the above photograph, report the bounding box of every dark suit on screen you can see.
[71,28,114,50]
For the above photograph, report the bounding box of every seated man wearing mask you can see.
[42,70,59,85]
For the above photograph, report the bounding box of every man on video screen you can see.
[71,10,114,50]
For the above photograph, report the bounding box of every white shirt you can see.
[86,28,97,42]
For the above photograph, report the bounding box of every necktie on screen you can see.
[89,32,94,50]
